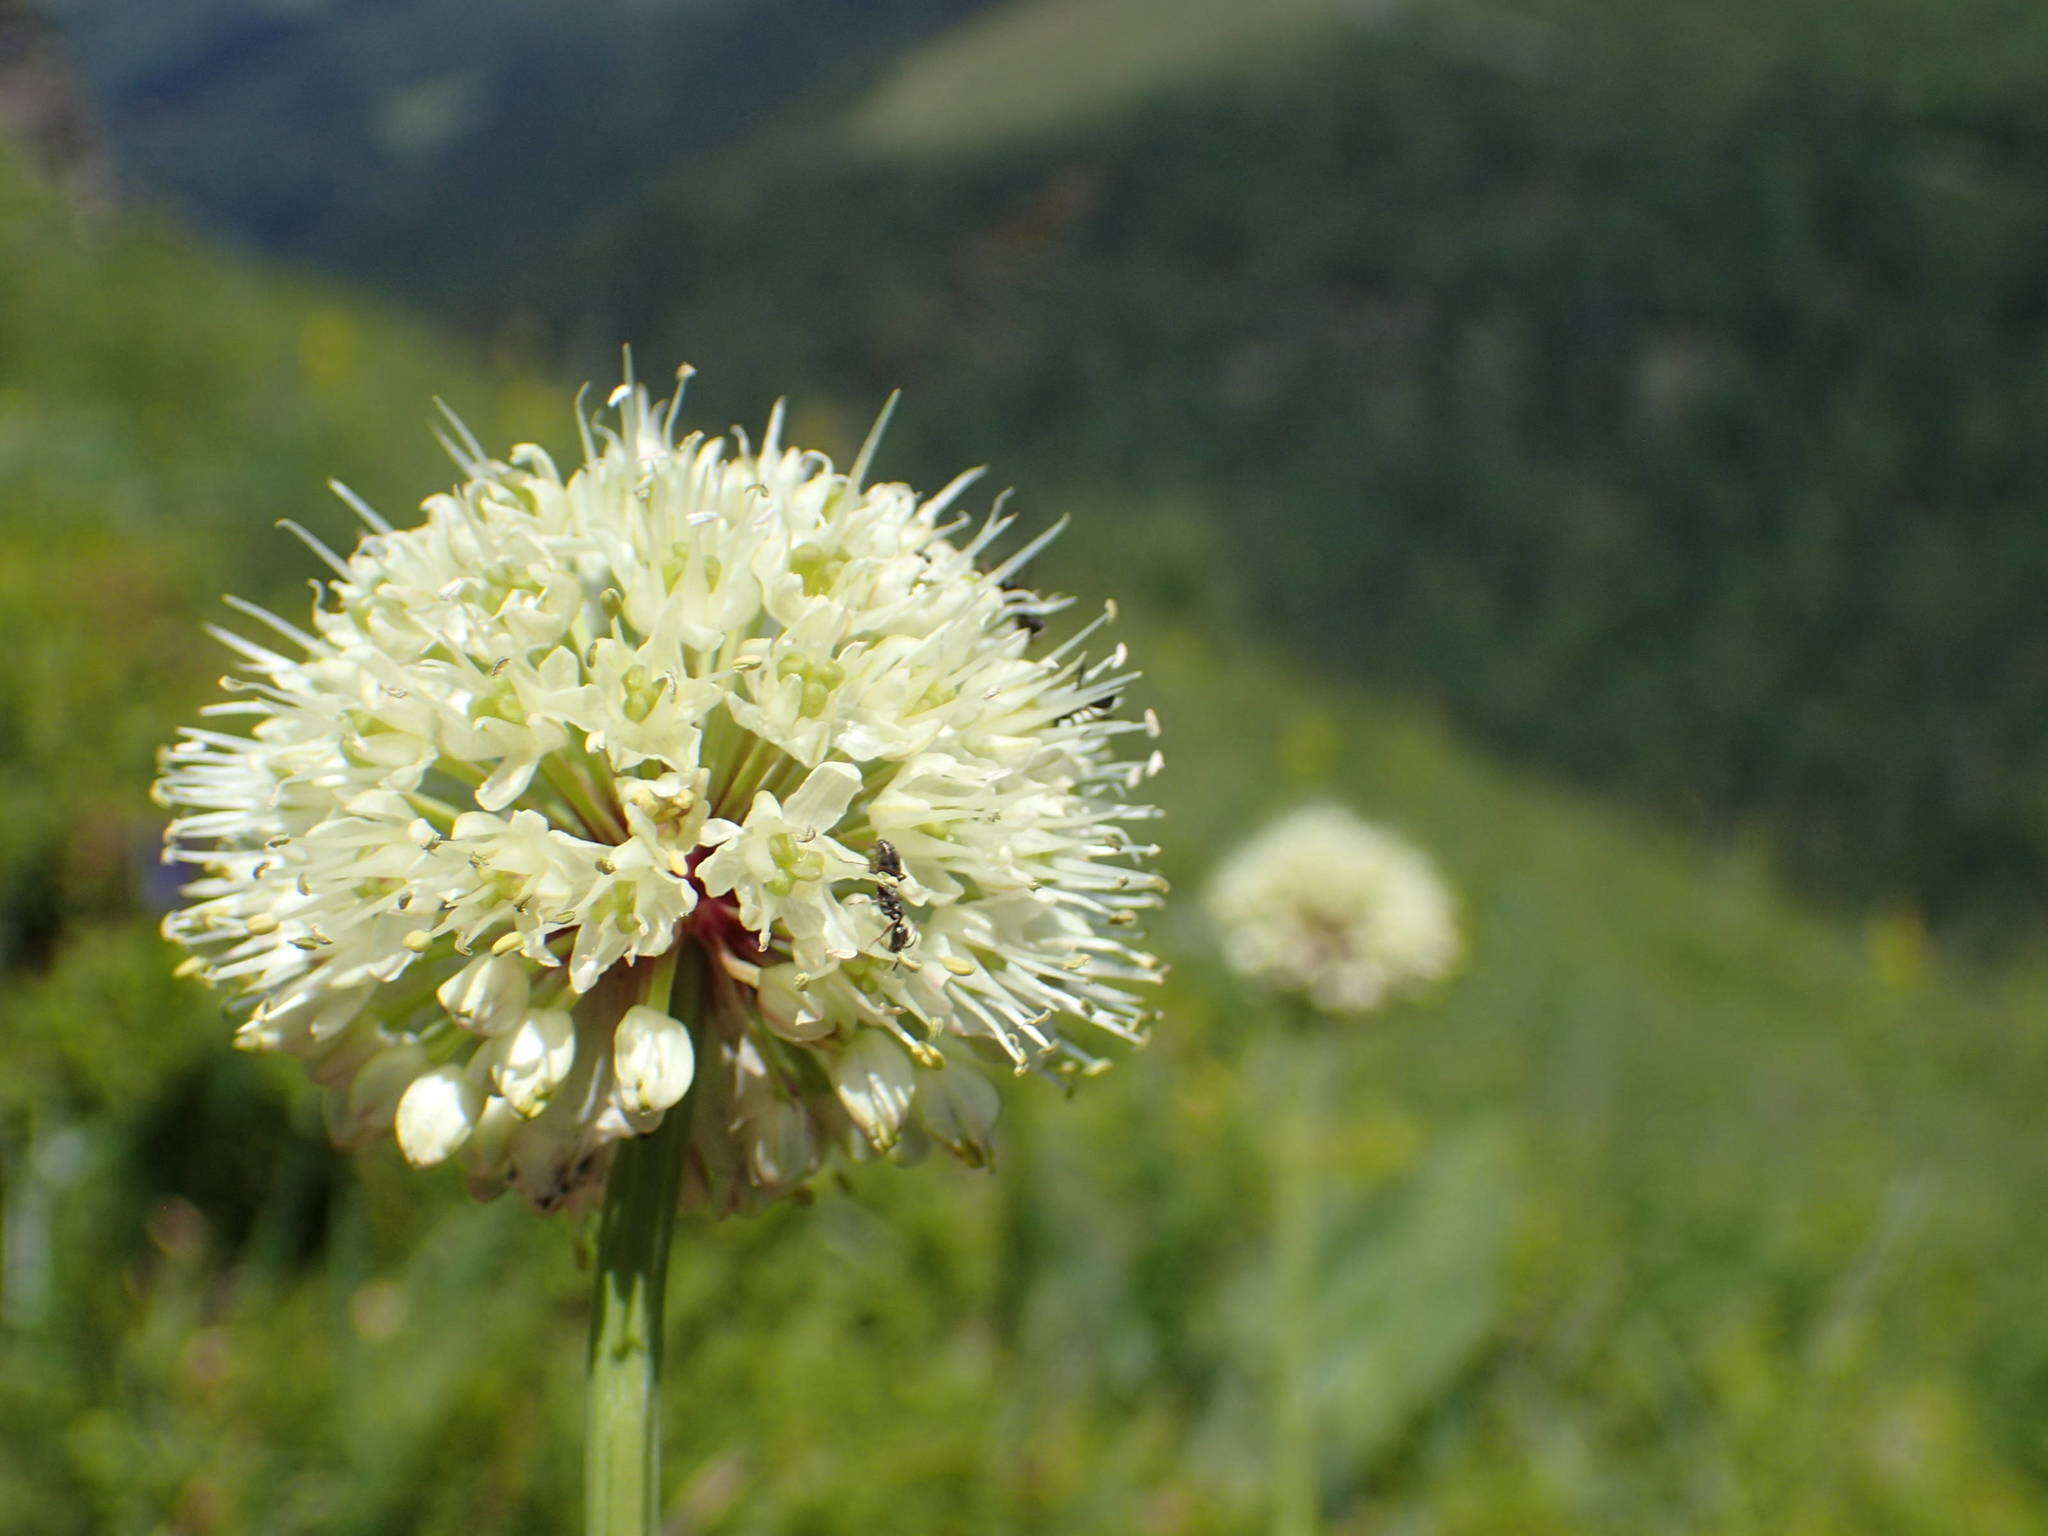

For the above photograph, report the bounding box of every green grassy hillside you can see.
[0,150,563,976]
[4,148,2048,1533]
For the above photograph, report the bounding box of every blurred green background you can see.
[6,0,2048,1530]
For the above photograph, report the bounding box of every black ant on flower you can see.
[868,839,913,954]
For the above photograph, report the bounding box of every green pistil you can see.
[472,676,528,725]
[775,654,845,719]
[619,665,667,724]
[767,831,825,889]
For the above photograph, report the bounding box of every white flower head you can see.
[156,366,1165,1214]
[1205,804,1459,1016]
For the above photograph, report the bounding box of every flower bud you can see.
[832,1030,915,1152]
[303,1013,387,1091]
[613,1005,695,1118]
[918,1062,1000,1168]
[490,1008,577,1119]
[329,1043,430,1148]
[460,1096,520,1201]
[756,963,832,1042]
[436,952,530,1036]
[395,1064,483,1167]
[742,1098,817,1192]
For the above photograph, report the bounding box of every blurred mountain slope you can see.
[498,0,2048,945]
[43,1,2048,944]
[40,0,994,282]
[0,0,109,201]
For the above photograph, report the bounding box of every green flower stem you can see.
[1271,1020,1329,1536]
[713,731,777,818]
[543,754,625,844]
[585,948,696,1536]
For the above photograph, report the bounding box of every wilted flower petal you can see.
[330,1043,429,1149]
[741,1097,817,1193]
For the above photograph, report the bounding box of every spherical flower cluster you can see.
[1205,804,1457,1015]
[156,371,1165,1214]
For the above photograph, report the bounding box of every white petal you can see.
[780,760,863,833]
[476,751,540,813]
[696,817,743,848]
[569,919,634,995]
[692,840,744,898]
[240,984,372,1053]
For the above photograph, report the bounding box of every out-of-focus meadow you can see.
[7,0,2048,1530]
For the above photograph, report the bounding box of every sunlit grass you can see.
[845,0,1348,161]
[845,0,2048,166]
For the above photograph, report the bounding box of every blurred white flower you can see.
[157,368,1164,1213]
[1205,804,1458,1015]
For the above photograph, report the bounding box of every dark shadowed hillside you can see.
[487,0,2048,947]
[46,0,2048,943]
